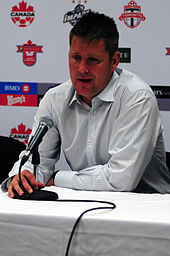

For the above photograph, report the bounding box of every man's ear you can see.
[111,51,120,71]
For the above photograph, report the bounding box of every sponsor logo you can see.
[151,86,170,111]
[151,86,170,98]
[10,123,32,144]
[17,40,43,66]
[0,82,37,94]
[0,94,37,106]
[11,1,35,28]
[63,4,91,26]
[7,95,25,106]
[5,85,20,92]
[22,84,31,93]
[118,48,131,63]
[119,1,146,29]
[165,48,170,55]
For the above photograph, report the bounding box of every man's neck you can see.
[80,95,93,107]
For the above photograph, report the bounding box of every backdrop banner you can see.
[0,0,170,157]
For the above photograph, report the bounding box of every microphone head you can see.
[39,116,54,129]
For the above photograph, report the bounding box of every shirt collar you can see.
[68,88,78,107]
[96,71,119,102]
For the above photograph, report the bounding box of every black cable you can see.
[18,160,116,256]
[18,157,24,186]
[56,199,116,256]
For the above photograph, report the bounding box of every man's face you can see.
[69,36,120,105]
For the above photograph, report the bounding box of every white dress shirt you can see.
[9,68,170,193]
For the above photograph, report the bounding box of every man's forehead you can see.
[70,36,106,52]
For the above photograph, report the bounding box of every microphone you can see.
[21,116,54,166]
[14,116,59,201]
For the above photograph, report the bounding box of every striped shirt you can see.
[9,68,170,193]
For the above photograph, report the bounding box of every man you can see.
[3,11,170,198]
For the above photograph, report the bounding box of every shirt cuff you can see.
[54,170,77,189]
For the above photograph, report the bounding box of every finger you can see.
[8,180,24,198]
[21,170,39,191]
[8,184,15,198]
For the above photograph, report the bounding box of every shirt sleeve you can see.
[54,89,162,191]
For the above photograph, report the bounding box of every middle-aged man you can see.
[3,11,170,198]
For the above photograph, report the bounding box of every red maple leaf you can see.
[23,40,36,46]
[12,1,34,12]
[11,123,32,135]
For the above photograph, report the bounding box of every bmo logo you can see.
[5,85,20,91]
[22,84,30,93]
[4,84,30,93]
[0,81,37,95]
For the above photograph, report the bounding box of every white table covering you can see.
[0,186,170,256]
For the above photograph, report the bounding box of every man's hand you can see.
[8,170,45,198]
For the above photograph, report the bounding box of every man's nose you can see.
[78,60,89,74]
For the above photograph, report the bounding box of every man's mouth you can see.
[78,78,92,83]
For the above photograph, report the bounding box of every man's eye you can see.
[72,55,81,61]
[88,58,101,64]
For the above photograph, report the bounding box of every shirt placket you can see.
[86,101,98,167]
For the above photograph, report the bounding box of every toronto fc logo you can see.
[17,40,43,66]
[119,1,146,29]
[11,1,35,28]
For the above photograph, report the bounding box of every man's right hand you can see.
[8,170,45,199]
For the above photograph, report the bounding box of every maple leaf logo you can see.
[17,40,43,66]
[12,1,34,12]
[10,123,32,144]
[23,40,36,47]
[11,1,35,28]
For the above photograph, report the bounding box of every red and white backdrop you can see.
[0,0,170,155]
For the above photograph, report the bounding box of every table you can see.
[0,186,170,256]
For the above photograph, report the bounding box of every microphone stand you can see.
[32,146,40,182]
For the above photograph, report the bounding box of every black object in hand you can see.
[13,183,58,201]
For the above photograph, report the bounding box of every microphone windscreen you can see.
[39,116,54,129]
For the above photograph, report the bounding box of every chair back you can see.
[0,136,26,184]
[166,152,170,171]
